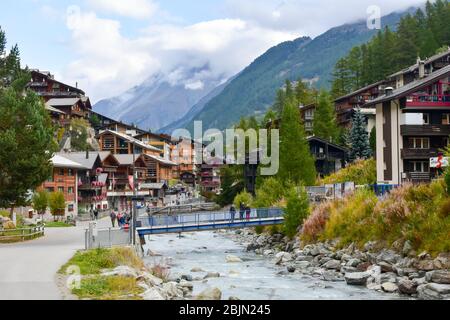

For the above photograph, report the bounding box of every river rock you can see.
[190,267,204,273]
[430,270,450,284]
[162,282,184,299]
[377,250,401,265]
[322,270,344,282]
[141,287,166,300]
[323,260,341,270]
[346,259,361,268]
[378,261,394,273]
[381,282,398,293]
[196,287,222,300]
[178,280,194,293]
[417,283,450,300]
[398,279,418,295]
[229,296,240,300]
[204,272,220,279]
[402,240,413,256]
[101,266,138,278]
[181,274,193,282]
[137,273,164,286]
[263,250,274,256]
[433,253,450,270]
[287,265,296,273]
[296,255,314,262]
[345,272,371,286]
[226,255,243,263]
[415,260,435,271]
[296,261,311,269]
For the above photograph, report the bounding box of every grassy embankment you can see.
[59,247,145,300]
[44,221,74,228]
[302,179,450,256]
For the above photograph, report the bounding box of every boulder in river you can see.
[417,283,450,300]
[429,270,450,284]
[381,282,398,293]
[398,279,418,295]
[190,267,204,273]
[344,272,371,286]
[141,287,166,300]
[226,255,243,263]
[196,287,222,300]
[204,272,220,279]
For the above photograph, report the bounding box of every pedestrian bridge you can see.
[136,208,284,236]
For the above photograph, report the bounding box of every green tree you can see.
[233,190,253,209]
[283,186,309,238]
[313,90,340,143]
[253,178,286,208]
[0,84,57,217]
[217,166,244,207]
[70,118,90,151]
[348,109,372,162]
[279,98,316,185]
[48,192,66,221]
[32,190,49,219]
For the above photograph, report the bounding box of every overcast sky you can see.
[0,0,425,102]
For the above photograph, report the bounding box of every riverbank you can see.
[143,231,396,300]
[231,228,450,300]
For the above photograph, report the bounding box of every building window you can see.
[444,137,450,147]
[411,161,430,173]
[68,204,74,212]
[68,187,74,194]
[59,168,65,176]
[68,169,74,177]
[408,137,429,149]
[423,113,430,125]
[46,187,54,193]
[442,113,450,125]
[58,187,64,193]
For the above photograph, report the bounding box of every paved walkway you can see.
[0,218,112,300]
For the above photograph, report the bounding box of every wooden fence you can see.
[0,226,45,243]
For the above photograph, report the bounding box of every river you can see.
[143,230,398,300]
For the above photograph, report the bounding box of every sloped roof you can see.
[114,154,141,166]
[365,65,450,107]
[51,155,87,169]
[143,154,177,166]
[46,98,81,107]
[45,104,66,114]
[388,48,450,78]
[57,152,102,169]
[100,129,161,152]
[140,183,166,190]
[334,80,385,102]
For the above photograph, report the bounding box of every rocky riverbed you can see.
[234,229,450,300]
[139,230,417,300]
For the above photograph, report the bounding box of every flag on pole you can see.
[128,175,134,190]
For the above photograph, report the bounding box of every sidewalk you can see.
[0,217,112,300]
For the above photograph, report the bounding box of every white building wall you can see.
[376,104,385,183]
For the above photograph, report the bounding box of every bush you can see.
[253,178,287,208]
[439,198,450,218]
[233,190,253,208]
[320,159,376,185]
[283,186,310,238]
[73,276,143,300]
[445,168,450,195]
[302,200,334,243]
[49,192,66,220]
[0,210,10,218]
[254,226,264,235]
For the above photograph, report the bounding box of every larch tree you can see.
[278,98,316,186]
[313,90,340,143]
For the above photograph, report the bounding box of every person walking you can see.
[110,210,117,228]
[245,206,251,221]
[229,205,236,223]
[94,208,99,221]
[117,212,123,228]
[239,203,245,220]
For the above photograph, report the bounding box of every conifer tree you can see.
[279,98,316,185]
[313,90,340,143]
[348,109,372,162]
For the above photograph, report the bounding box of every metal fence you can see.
[84,223,132,249]
[137,208,284,229]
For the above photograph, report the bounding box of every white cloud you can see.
[87,0,158,19]
[225,0,426,37]
[63,7,296,102]
[62,0,426,102]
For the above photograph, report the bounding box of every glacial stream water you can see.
[143,230,397,300]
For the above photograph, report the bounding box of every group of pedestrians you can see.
[110,209,131,228]
[229,203,251,222]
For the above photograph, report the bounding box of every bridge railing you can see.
[137,207,284,229]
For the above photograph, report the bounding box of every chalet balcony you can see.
[406,94,450,108]
[400,124,450,136]
[401,148,439,159]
